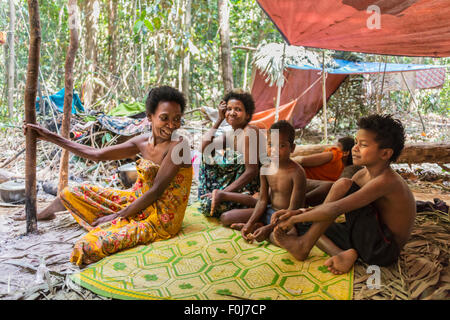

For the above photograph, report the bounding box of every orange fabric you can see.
[249,99,297,129]
[304,147,344,182]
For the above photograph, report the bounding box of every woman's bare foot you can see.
[11,197,65,221]
[272,227,311,261]
[12,209,56,221]
[324,248,358,274]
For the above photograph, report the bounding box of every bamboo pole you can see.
[275,43,286,122]
[322,51,328,143]
[24,0,41,234]
[7,0,15,118]
[58,0,80,194]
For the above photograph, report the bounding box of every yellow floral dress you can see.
[60,159,192,266]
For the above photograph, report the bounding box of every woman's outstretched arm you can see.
[25,123,140,161]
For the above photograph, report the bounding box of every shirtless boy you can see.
[222,120,307,242]
[272,114,416,274]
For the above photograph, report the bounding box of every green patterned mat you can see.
[70,203,353,300]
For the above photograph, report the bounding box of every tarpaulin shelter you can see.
[35,88,84,115]
[251,59,446,129]
[255,0,450,57]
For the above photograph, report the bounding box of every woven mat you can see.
[70,203,353,300]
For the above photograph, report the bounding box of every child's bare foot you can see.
[272,227,310,261]
[230,222,263,231]
[250,224,273,242]
[210,189,223,216]
[324,248,358,274]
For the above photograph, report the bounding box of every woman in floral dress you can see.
[22,86,192,266]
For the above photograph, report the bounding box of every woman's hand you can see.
[92,213,120,227]
[23,123,53,142]
[217,100,227,123]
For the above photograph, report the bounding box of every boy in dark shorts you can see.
[223,121,307,242]
[271,114,416,274]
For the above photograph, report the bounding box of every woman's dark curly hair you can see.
[357,114,405,162]
[223,90,256,122]
[145,86,186,115]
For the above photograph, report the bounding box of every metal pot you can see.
[117,163,138,188]
[0,180,26,204]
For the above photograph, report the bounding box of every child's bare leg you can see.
[12,196,66,221]
[272,178,354,261]
[220,208,255,227]
[211,190,258,210]
[305,179,333,207]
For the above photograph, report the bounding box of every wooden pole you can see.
[292,143,450,164]
[7,0,15,118]
[275,43,286,122]
[322,51,328,143]
[243,51,249,90]
[58,0,80,194]
[24,0,41,234]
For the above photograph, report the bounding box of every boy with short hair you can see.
[272,114,416,274]
[227,120,307,242]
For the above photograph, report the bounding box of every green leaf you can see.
[133,20,144,34]
[153,17,161,30]
[143,19,154,32]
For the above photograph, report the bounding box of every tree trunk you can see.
[24,0,41,234]
[84,0,99,108]
[58,0,80,194]
[182,0,191,106]
[292,143,450,164]
[218,0,233,93]
[7,0,15,118]
[107,0,117,76]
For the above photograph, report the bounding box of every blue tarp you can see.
[36,88,85,114]
[288,59,445,74]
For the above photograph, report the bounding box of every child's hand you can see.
[277,217,295,233]
[241,223,254,242]
[271,209,298,224]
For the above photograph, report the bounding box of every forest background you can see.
[0,0,448,134]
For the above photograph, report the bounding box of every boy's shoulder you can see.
[355,166,408,190]
[288,159,306,177]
